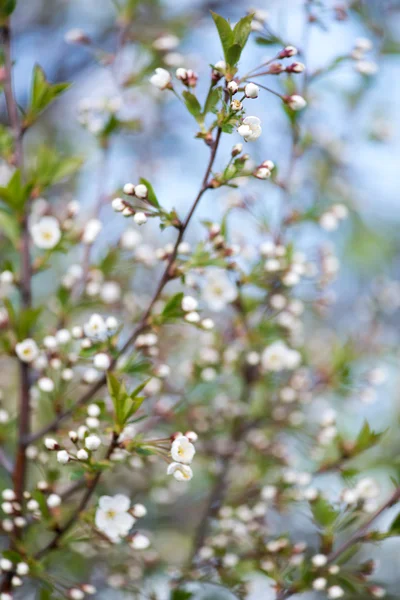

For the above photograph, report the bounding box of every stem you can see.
[32,129,223,559]
[35,432,119,559]
[275,486,400,600]
[187,371,253,565]
[26,128,223,444]
[1,21,31,504]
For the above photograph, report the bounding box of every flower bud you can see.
[285,94,307,111]
[134,212,147,225]
[269,62,284,74]
[231,143,243,156]
[254,167,271,180]
[227,81,239,94]
[134,184,148,199]
[286,62,305,73]
[230,99,242,111]
[112,197,125,212]
[279,45,298,58]
[123,183,135,195]
[245,83,259,98]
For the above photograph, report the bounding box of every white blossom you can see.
[261,340,301,372]
[287,95,307,111]
[95,494,135,542]
[82,219,102,244]
[93,352,111,371]
[130,533,150,549]
[84,314,107,339]
[57,450,70,464]
[171,435,195,464]
[150,68,172,90]
[77,449,89,460]
[238,116,262,142]
[85,434,101,451]
[181,295,198,312]
[328,586,344,599]
[15,338,39,363]
[31,216,61,249]
[38,377,55,393]
[47,493,61,508]
[202,268,238,311]
[167,462,193,481]
[313,578,327,590]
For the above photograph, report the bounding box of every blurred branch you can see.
[276,486,400,600]
[26,128,223,442]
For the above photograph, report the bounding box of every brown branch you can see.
[35,432,119,560]
[26,127,223,446]
[275,486,400,600]
[1,20,31,504]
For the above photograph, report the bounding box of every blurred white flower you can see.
[150,68,172,90]
[130,533,150,549]
[167,462,193,481]
[15,339,39,363]
[82,219,102,244]
[261,340,301,372]
[202,269,238,311]
[245,83,259,98]
[171,436,195,464]
[95,494,135,542]
[31,216,61,249]
[238,116,262,142]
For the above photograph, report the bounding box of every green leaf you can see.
[107,373,148,429]
[232,13,253,49]
[355,421,383,452]
[0,0,17,18]
[0,125,14,160]
[29,146,83,191]
[170,591,193,600]
[389,511,400,535]
[0,169,32,210]
[16,307,42,340]
[226,44,243,68]
[27,65,70,124]
[0,208,19,244]
[311,497,339,528]
[182,91,202,122]
[139,177,160,208]
[210,12,233,63]
[203,87,222,116]
[160,292,185,322]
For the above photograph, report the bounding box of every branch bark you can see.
[275,486,400,600]
[26,127,223,445]
[1,20,31,504]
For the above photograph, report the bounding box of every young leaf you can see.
[139,177,160,208]
[182,91,202,122]
[160,292,185,322]
[0,208,19,245]
[355,421,383,452]
[203,86,222,116]
[232,13,253,49]
[210,12,233,62]
[311,496,339,528]
[0,0,17,18]
[0,169,32,210]
[27,65,70,124]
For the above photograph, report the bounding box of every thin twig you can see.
[1,19,31,505]
[35,432,119,559]
[275,486,400,600]
[26,128,222,444]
